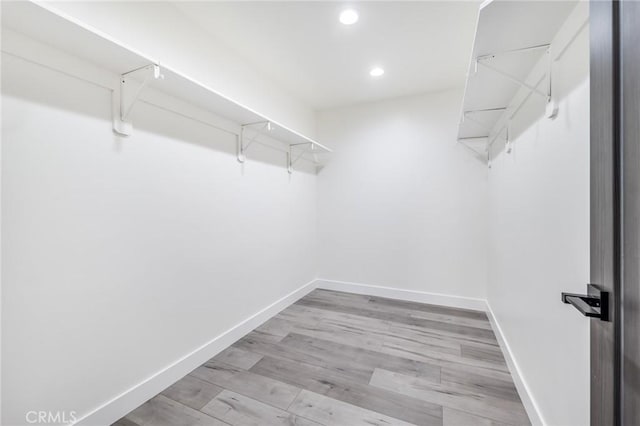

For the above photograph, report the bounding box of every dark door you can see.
[590,0,640,424]
[620,1,640,424]
[590,0,619,423]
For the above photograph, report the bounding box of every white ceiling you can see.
[173,1,480,110]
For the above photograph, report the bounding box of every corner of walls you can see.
[316,89,489,302]
[75,278,543,425]
[485,301,545,426]
[315,278,543,424]
[316,279,488,312]
[2,12,321,425]
[485,3,590,426]
[314,278,546,425]
[75,279,319,426]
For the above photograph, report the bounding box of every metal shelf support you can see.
[287,142,323,174]
[475,44,552,103]
[457,136,489,158]
[238,121,330,173]
[477,60,549,100]
[238,121,272,163]
[113,64,163,136]
[462,112,500,136]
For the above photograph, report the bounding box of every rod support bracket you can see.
[113,64,163,136]
[287,145,293,174]
[288,142,322,173]
[238,121,272,163]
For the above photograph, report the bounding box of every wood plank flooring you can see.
[113,289,531,426]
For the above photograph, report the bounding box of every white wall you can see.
[1,29,317,426]
[317,4,591,424]
[1,2,591,426]
[317,90,489,299]
[487,3,590,425]
[48,1,316,138]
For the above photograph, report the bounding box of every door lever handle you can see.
[561,284,608,321]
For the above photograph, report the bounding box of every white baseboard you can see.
[317,278,543,425]
[485,303,544,426]
[75,279,319,426]
[75,278,542,426]
[315,278,488,312]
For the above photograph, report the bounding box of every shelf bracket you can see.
[488,125,508,150]
[459,109,508,155]
[505,120,512,153]
[546,51,559,118]
[477,60,549,100]
[288,143,306,174]
[457,137,489,160]
[287,142,323,174]
[238,121,272,163]
[462,112,500,136]
[287,145,294,174]
[113,64,163,136]
[476,44,553,103]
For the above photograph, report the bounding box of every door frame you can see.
[590,0,639,424]
[620,1,640,424]
[589,0,620,423]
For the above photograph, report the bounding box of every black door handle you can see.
[561,284,608,321]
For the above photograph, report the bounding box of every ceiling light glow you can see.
[370,67,385,77]
[339,9,358,25]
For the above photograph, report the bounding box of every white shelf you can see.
[2,1,330,170]
[457,0,577,158]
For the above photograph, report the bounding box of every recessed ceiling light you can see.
[339,9,358,25]
[370,67,385,77]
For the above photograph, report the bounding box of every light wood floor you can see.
[113,289,531,426]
